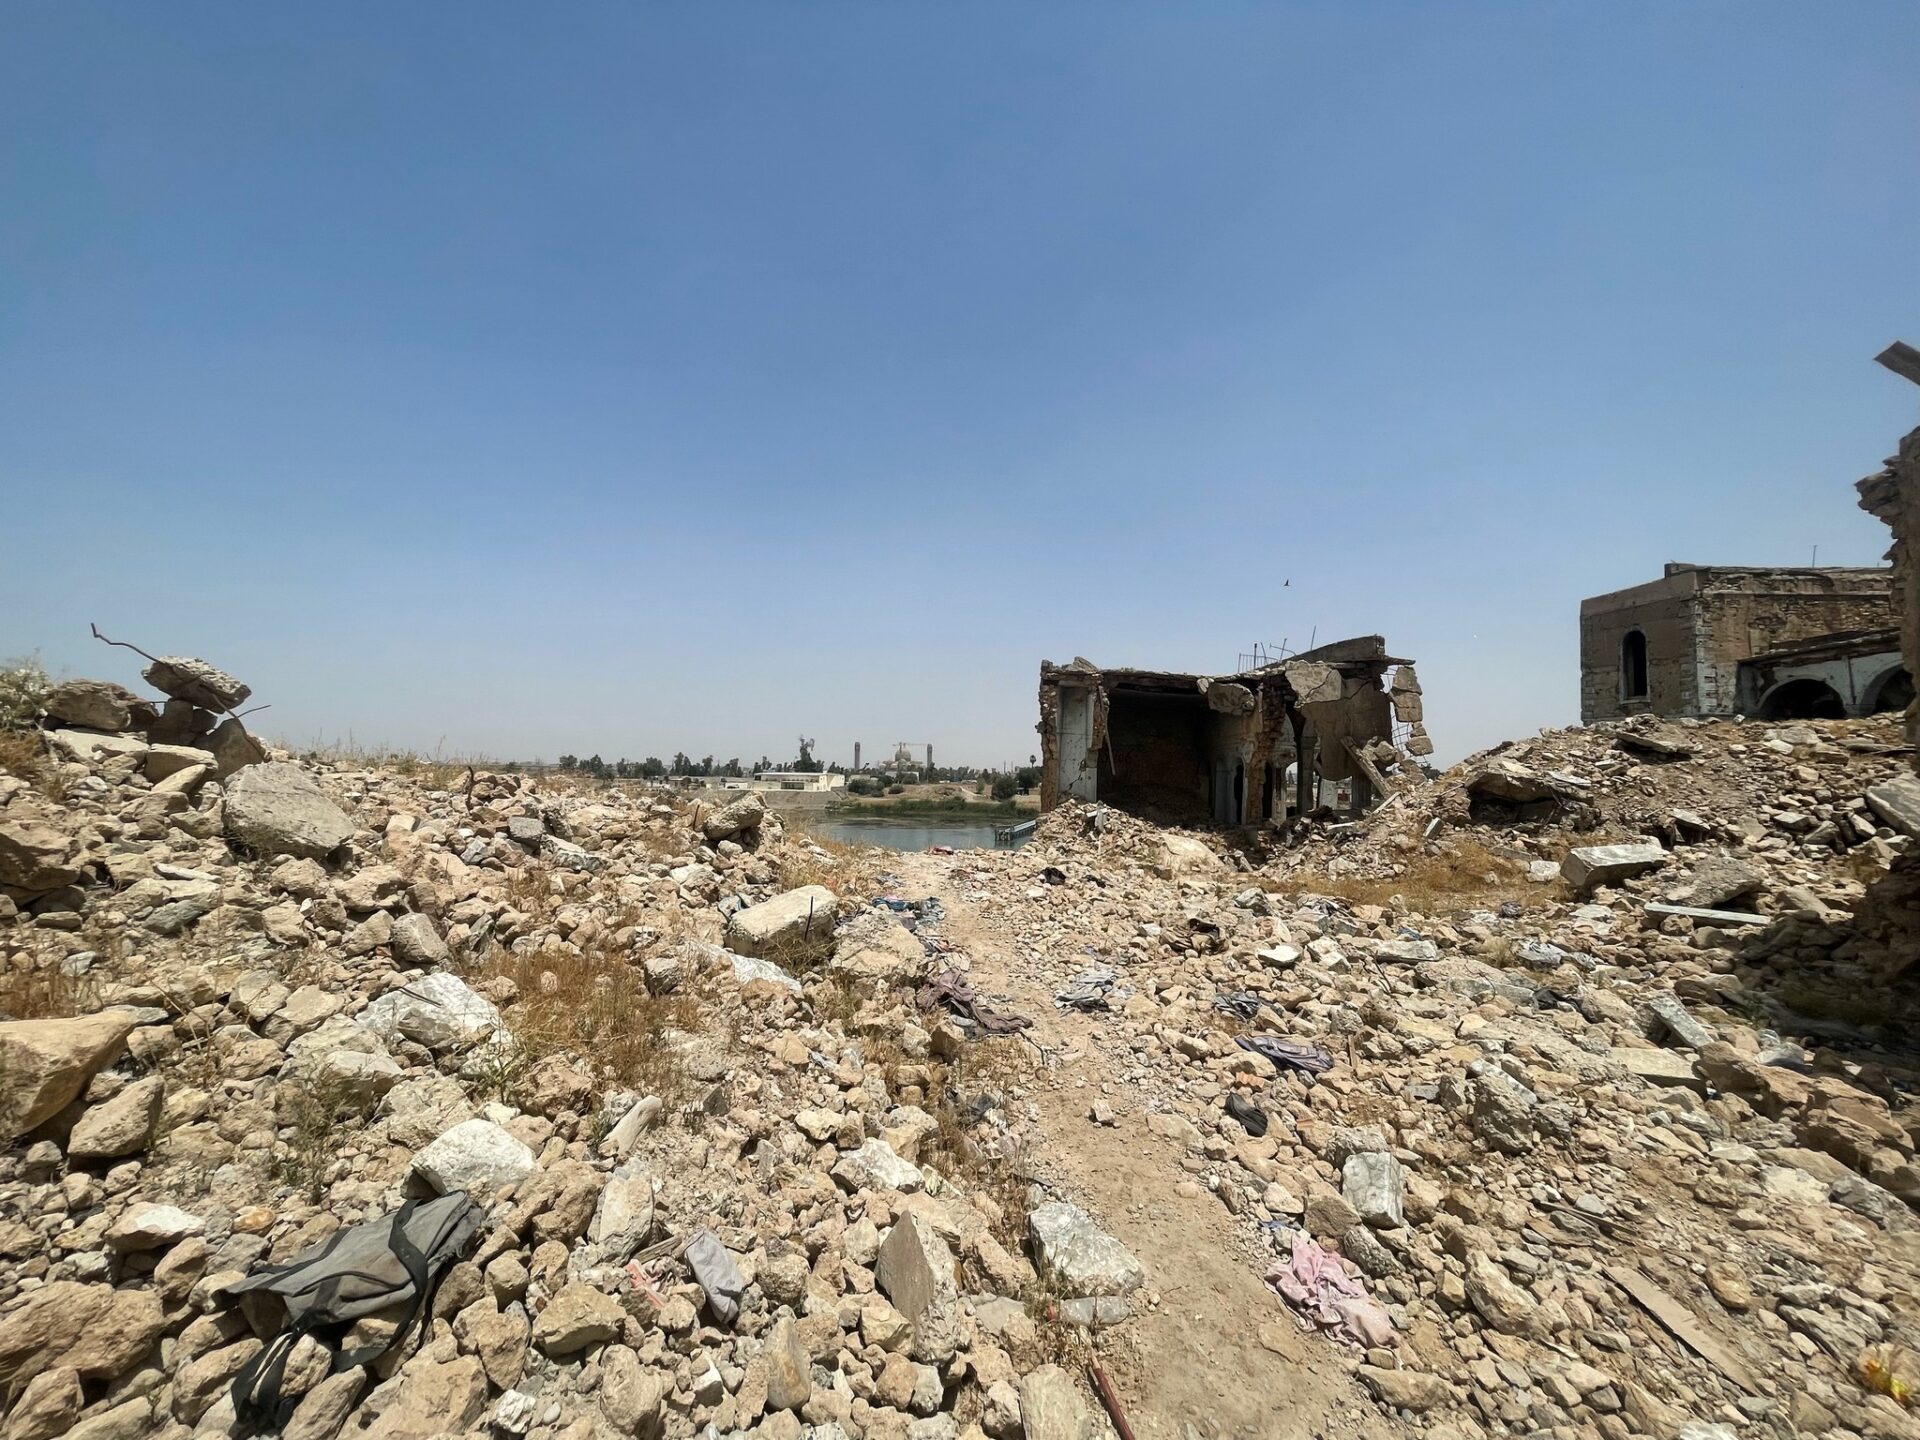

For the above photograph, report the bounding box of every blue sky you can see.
[3,4,1917,767]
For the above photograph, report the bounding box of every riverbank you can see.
[823,796,1022,818]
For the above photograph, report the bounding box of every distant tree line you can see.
[544,755,1047,790]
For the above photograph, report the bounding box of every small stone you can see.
[1705,1261,1754,1311]
[1358,1366,1450,1412]
[106,1202,205,1252]
[530,1282,624,1356]
[1341,1152,1405,1229]
[67,1075,164,1160]
[410,1119,534,1196]
[1018,1364,1091,1440]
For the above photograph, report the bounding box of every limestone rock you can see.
[3,1365,84,1440]
[1017,1365,1093,1440]
[359,972,501,1050]
[410,1118,534,1197]
[532,1282,624,1356]
[1358,1366,1450,1412]
[1643,992,1713,1050]
[364,1351,487,1440]
[833,1139,923,1193]
[0,802,81,895]
[875,1214,971,1364]
[1465,1253,1548,1338]
[0,1281,166,1388]
[106,1202,204,1252]
[43,680,154,732]
[1866,774,1920,837]
[0,1010,137,1137]
[141,655,250,711]
[726,885,839,960]
[1562,840,1666,894]
[224,762,355,859]
[828,910,929,987]
[1027,1201,1143,1298]
[600,1345,668,1438]
[283,1369,366,1440]
[1153,835,1224,878]
[1679,856,1764,908]
[389,911,450,969]
[702,792,767,841]
[207,715,267,778]
[68,1074,164,1159]
[142,743,214,782]
[762,1315,812,1411]
[1341,1152,1405,1229]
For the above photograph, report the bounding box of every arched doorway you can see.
[1864,667,1913,715]
[1758,678,1846,720]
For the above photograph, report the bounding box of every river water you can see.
[800,814,1030,852]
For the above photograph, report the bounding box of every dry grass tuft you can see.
[0,730,65,801]
[274,1072,374,1201]
[502,861,561,919]
[488,941,705,1108]
[912,1037,1037,1263]
[0,965,95,1020]
[1306,835,1545,912]
[777,832,880,896]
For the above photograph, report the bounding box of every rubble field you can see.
[1,667,1917,1440]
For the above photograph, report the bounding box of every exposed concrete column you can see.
[1294,719,1316,817]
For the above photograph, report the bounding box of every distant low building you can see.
[716,771,845,793]
[1578,563,1905,722]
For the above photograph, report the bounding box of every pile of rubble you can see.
[5,655,1920,1440]
[0,658,1133,1440]
[932,717,1920,1438]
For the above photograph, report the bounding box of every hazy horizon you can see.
[5,4,1918,770]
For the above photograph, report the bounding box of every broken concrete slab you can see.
[1643,903,1772,927]
[1610,1047,1706,1091]
[1562,841,1667,894]
[725,885,837,960]
[141,655,250,711]
[1866,774,1920,837]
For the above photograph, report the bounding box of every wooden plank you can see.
[1605,1264,1762,1395]
[1643,903,1771,927]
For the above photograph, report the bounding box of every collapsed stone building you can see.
[1579,562,1904,724]
[1035,635,1425,826]
[1841,343,1920,993]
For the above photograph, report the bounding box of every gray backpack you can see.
[226,1193,484,1427]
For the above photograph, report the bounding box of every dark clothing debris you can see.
[1236,1035,1334,1076]
[1226,1093,1269,1137]
[917,969,1032,1036]
[1055,965,1131,1011]
[1214,991,1263,1022]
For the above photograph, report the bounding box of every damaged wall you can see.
[1037,638,1412,826]
[1581,564,1895,722]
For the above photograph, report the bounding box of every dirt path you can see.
[895,852,1391,1440]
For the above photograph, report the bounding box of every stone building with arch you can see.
[1578,563,1903,723]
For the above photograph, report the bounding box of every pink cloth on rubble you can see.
[1264,1232,1398,1349]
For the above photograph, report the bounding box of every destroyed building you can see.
[1035,635,1424,825]
[1579,562,1904,723]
